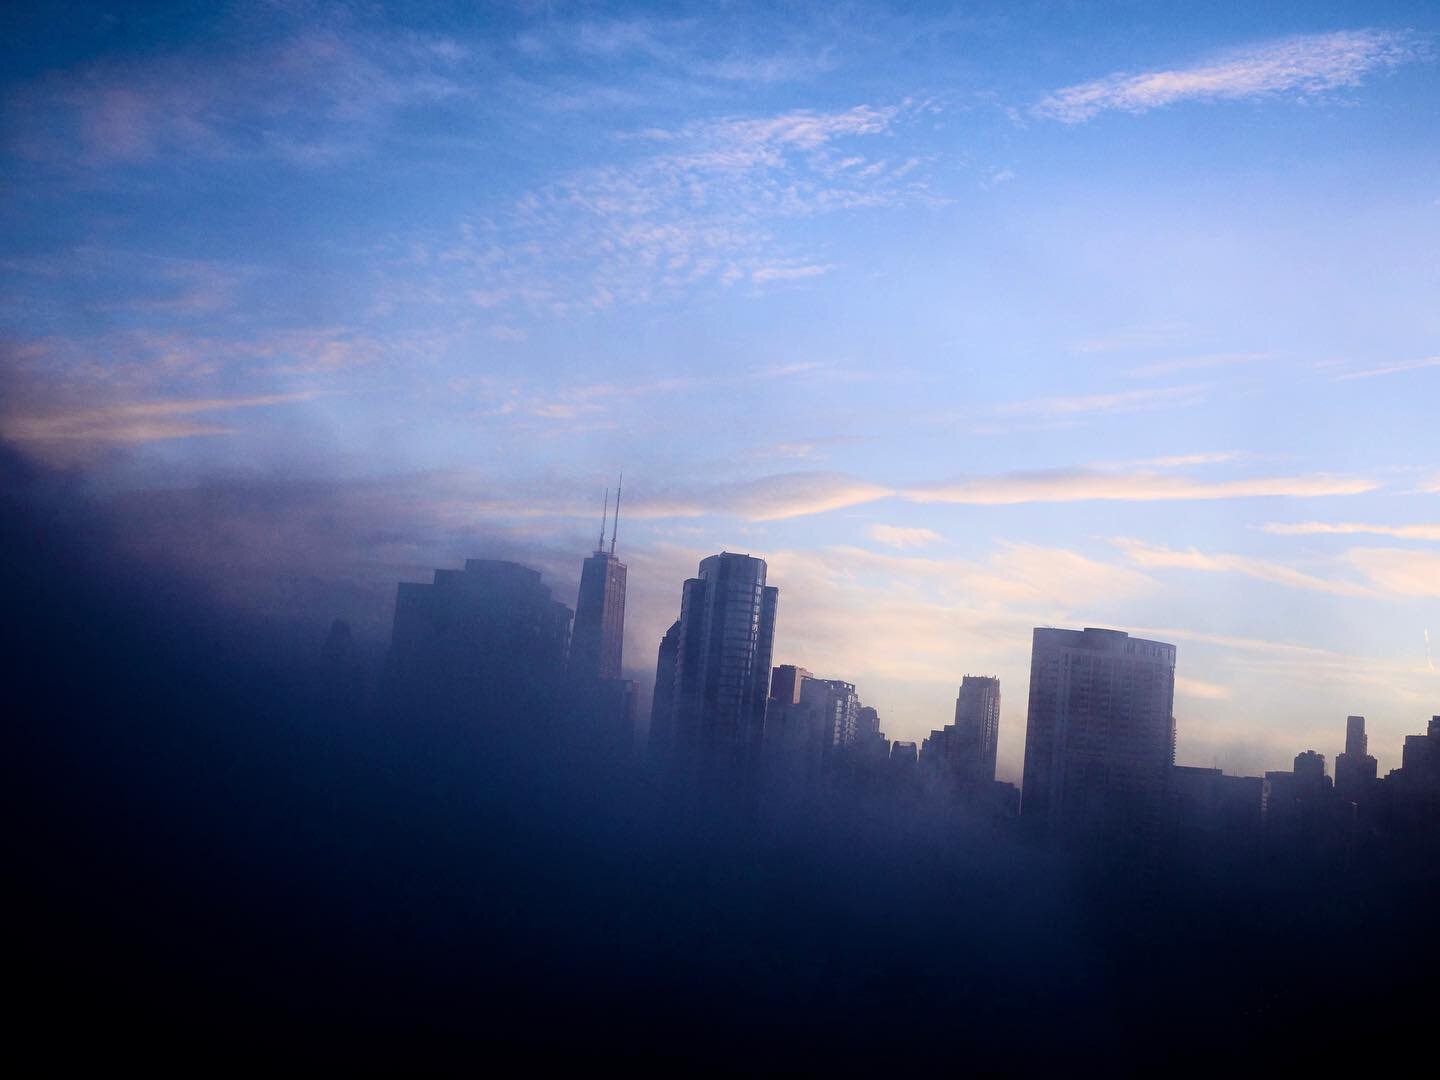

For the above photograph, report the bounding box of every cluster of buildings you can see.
[380,501,1440,857]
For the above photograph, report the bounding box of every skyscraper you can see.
[1021,627,1176,852]
[953,675,1001,785]
[570,484,627,682]
[659,552,778,791]
[1335,714,1378,804]
[567,485,636,757]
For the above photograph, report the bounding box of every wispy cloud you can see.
[992,384,1207,419]
[1259,521,1440,541]
[1345,547,1440,598]
[5,23,469,166]
[2,391,325,445]
[1331,355,1440,381]
[1128,352,1270,378]
[1036,29,1426,123]
[413,101,937,315]
[868,524,943,549]
[1176,676,1232,701]
[1113,538,1374,597]
[908,469,1376,506]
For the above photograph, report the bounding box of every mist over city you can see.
[5,1,1438,1069]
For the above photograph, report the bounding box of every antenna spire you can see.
[597,487,609,552]
[609,472,622,555]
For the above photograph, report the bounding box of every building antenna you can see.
[597,487,609,553]
[609,472,622,555]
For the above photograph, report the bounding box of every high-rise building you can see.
[647,621,681,762]
[1020,627,1176,851]
[659,552,778,790]
[1334,714,1378,804]
[954,675,1001,784]
[924,675,1001,790]
[570,485,627,682]
[386,559,572,721]
[567,486,636,757]
[769,664,812,707]
[803,677,861,751]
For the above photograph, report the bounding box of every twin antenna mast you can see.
[596,474,622,555]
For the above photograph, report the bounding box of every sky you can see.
[2,1,1438,781]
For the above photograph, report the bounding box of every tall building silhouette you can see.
[570,483,627,682]
[1021,627,1176,851]
[954,675,1001,785]
[647,621,681,762]
[658,552,778,790]
[566,484,636,757]
[386,559,572,721]
[924,675,1000,788]
[1334,714,1378,804]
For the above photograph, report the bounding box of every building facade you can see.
[658,552,778,790]
[1020,627,1176,852]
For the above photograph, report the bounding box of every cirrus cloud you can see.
[1036,29,1427,123]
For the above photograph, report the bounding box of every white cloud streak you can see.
[1259,521,1440,541]
[908,470,1376,507]
[1113,538,1374,597]
[1332,355,1440,381]
[1036,29,1426,122]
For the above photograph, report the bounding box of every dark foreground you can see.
[8,451,1436,1070]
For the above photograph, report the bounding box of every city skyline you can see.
[2,1,1438,782]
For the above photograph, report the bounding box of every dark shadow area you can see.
[7,444,1437,1070]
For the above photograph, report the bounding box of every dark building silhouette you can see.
[1263,750,1338,859]
[769,663,812,707]
[1165,765,1264,857]
[1334,714,1378,805]
[570,485,627,682]
[657,552,778,791]
[1379,715,1440,837]
[921,675,1000,793]
[1021,627,1176,853]
[567,486,636,757]
[386,558,572,722]
[647,621,682,763]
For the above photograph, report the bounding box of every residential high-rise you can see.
[660,552,778,790]
[570,484,627,682]
[1335,714,1378,804]
[1020,627,1176,851]
[769,664,812,707]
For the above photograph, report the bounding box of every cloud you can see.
[1345,548,1440,598]
[1331,355,1440,381]
[1,391,325,446]
[5,23,470,166]
[751,264,834,283]
[1036,29,1426,122]
[868,524,943,549]
[1113,538,1373,597]
[1176,676,1232,701]
[991,384,1207,418]
[737,473,895,521]
[1117,451,1245,469]
[1259,521,1440,541]
[1127,352,1270,378]
[908,469,1376,506]
[414,101,935,316]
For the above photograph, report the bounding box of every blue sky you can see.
[3,1,1438,779]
